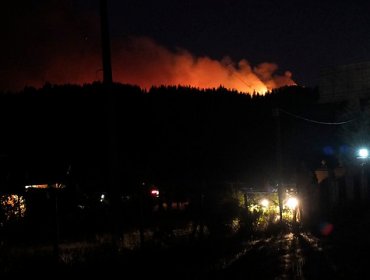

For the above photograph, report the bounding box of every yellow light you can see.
[286,197,298,209]
[0,194,26,221]
[260,198,269,207]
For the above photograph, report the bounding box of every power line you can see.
[279,108,355,125]
[225,64,254,89]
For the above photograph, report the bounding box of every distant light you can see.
[24,184,48,190]
[1,194,26,220]
[358,148,369,159]
[150,189,159,198]
[260,198,269,207]
[286,197,298,210]
[100,194,105,202]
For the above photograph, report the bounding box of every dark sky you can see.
[2,0,370,91]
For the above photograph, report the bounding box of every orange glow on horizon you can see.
[10,37,296,94]
[113,37,296,95]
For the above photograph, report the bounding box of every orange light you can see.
[14,37,296,95]
[115,38,296,95]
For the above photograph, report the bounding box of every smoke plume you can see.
[114,37,296,94]
[0,2,296,93]
[2,35,295,94]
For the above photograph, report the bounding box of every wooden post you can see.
[273,108,284,222]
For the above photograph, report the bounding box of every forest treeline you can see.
[0,82,341,194]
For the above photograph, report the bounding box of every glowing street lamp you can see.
[286,197,299,210]
[260,198,269,208]
[357,148,369,201]
[358,148,369,159]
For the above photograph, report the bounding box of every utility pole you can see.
[359,155,368,202]
[273,108,283,222]
[52,188,60,262]
[100,0,113,84]
[100,0,121,248]
[99,0,117,192]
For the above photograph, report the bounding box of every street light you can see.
[286,197,299,210]
[260,198,269,208]
[358,148,369,159]
[357,148,369,201]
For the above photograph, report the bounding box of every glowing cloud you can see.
[113,37,296,94]
[3,36,295,94]
[0,2,296,93]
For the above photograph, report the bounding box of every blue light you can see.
[323,146,334,155]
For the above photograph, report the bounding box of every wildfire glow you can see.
[5,37,296,95]
[113,37,296,94]
[0,2,297,94]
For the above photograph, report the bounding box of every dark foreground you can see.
[213,208,370,280]
[2,208,370,279]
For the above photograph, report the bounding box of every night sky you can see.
[2,0,370,92]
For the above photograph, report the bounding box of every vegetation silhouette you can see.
[2,82,366,276]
